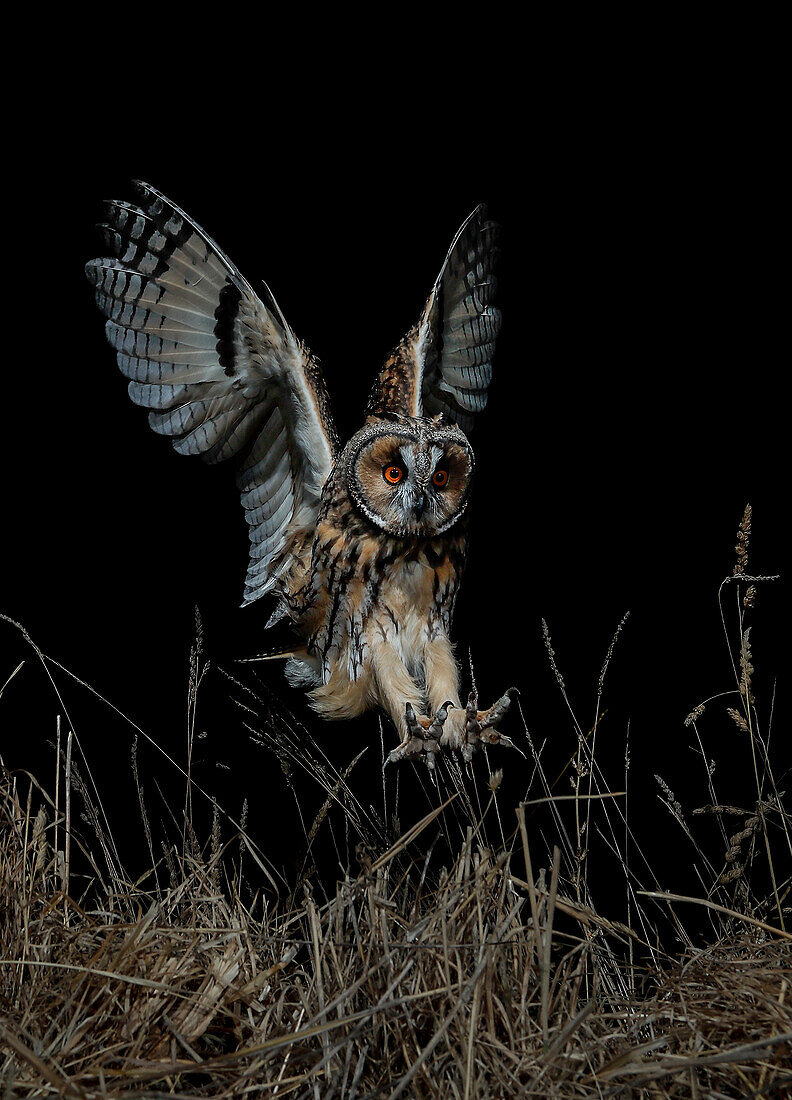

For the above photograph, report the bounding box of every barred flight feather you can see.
[419,206,502,432]
[86,181,339,606]
[364,205,501,431]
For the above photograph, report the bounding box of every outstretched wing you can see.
[366,206,501,432]
[86,181,339,606]
[419,206,501,431]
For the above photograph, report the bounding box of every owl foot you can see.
[455,688,521,764]
[384,701,454,771]
[384,690,521,771]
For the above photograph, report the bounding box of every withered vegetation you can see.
[1,510,790,1098]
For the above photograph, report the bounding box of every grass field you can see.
[1,506,790,1098]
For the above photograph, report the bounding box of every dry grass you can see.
[1,509,790,1098]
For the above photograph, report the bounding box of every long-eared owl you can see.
[86,183,516,767]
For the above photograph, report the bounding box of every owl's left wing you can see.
[366,206,501,433]
[86,181,339,606]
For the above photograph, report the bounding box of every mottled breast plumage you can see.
[280,443,468,685]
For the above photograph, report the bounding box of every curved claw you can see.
[481,687,519,729]
[426,699,453,739]
[465,692,479,734]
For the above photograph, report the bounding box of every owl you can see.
[86,182,516,768]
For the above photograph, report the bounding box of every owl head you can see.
[343,415,474,538]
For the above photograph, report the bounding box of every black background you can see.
[1,43,787,914]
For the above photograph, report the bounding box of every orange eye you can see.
[383,465,403,484]
[432,469,449,487]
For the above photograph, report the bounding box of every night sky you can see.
[2,84,787,910]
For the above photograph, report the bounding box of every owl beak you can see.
[413,492,427,518]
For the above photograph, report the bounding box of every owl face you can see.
[345,418,474,537]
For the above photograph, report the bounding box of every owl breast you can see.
[371,554,446,676]
[281,504,467,721]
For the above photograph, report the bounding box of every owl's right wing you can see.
[365,205,501,433]
[417,205,501,432]
[86,181,340,606]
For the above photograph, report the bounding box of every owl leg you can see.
[371,643,429,740]
[381,633,459,769]
[422,634,519,758]
[424,634,462,715]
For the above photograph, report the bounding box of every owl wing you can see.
[86,181,340,606]
[418,205,501,432]
[366,206,501,432]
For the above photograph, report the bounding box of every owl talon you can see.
[461,687,521,762]
[384,701,454,770]
[385,690,520,770]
